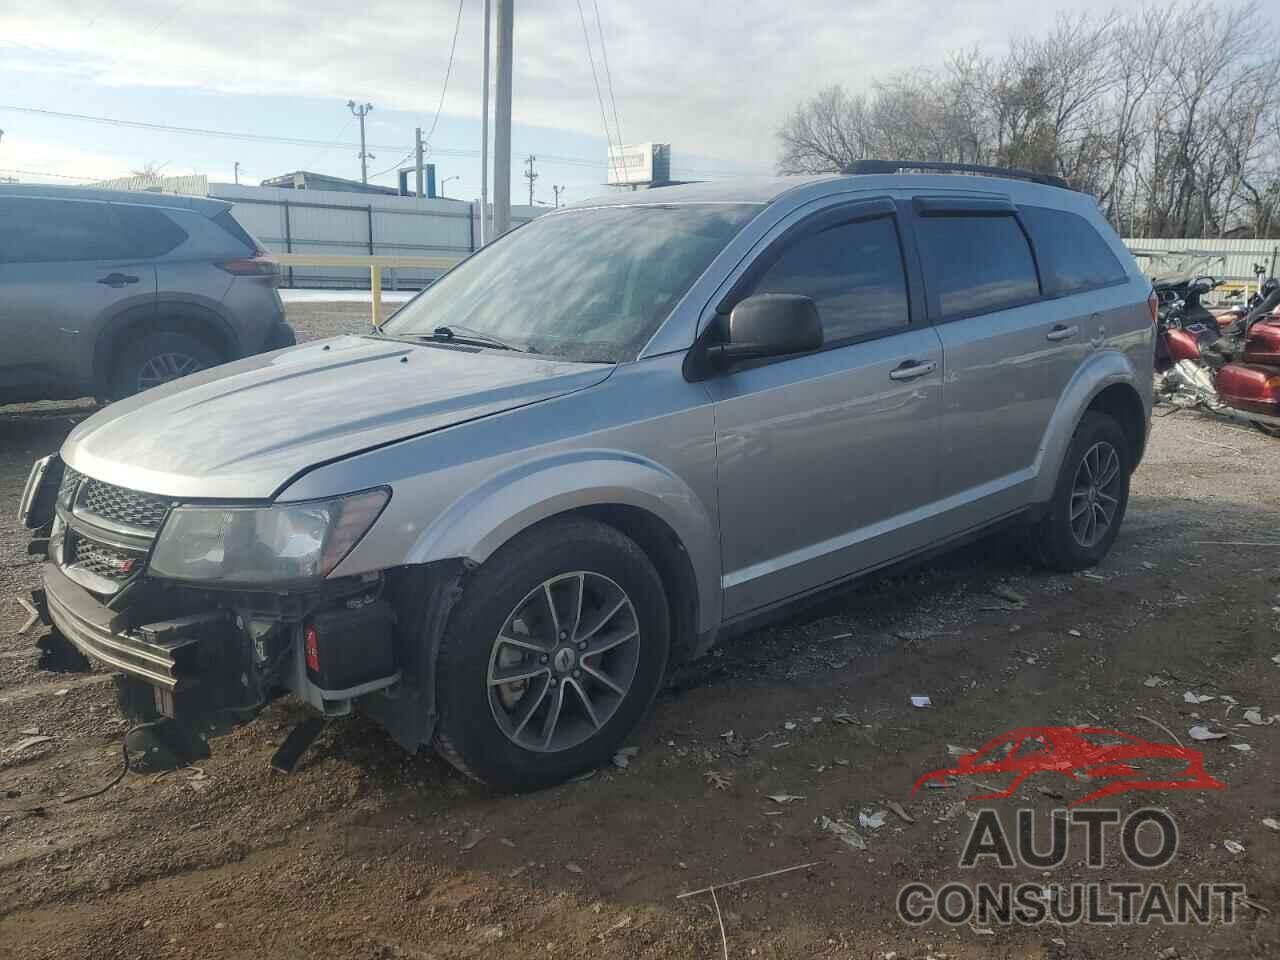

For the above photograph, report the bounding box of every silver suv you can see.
[0,185,294,403]
[20,166,1153,790]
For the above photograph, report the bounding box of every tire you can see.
[110,331,221,399]
[1251,420,1280,439]
[433,517,670,792]
[1028,412,1132,572]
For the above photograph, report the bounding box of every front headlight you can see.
[148,488,389,585]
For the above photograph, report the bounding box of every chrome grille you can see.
[80,478,172,530]
[59,466,83,506]
[69,534,143,582]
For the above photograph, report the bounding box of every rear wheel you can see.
[433,517,670,792]
[110,331,220,398]
[1028,412,1131,572]
[1251,420,1280,439]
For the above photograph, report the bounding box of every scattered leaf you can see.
[947,744,974,756]
[460,829,485,851]
[7,735,54,753]
[1068,629,1082,638]
[832,712,855,725]
[18,726,39,737]
[565,862,584,875]
[766,793,806,804]
[910,695,932,709]
[1184,691,1216,704]
[1230,743,1253,753]
[704,770,732,791]
[816,815,866,851]
[1224,840,1245,855]
[1143,675,1170,687]
[1262,818,1280,832]
[1243,708,1276,726]
[990,584,1026,606]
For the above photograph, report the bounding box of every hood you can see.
[63,336,614,499]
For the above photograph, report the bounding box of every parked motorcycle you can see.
[1155,273,1280,437]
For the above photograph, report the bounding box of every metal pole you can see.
[480,0,492,245]
[415,127,424,198]
[234,161,240,185]
[492,0,513,236]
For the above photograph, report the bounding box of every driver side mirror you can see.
[708,294,823,366]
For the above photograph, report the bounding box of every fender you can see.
[406,449,723,632]
[1031,348,1145,503]
[93,297,241,388]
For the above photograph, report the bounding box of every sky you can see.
[1,0,1133,206]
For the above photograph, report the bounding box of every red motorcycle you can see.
[1155,275,1280,438]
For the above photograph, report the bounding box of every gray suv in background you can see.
[0,185,294,403]
[21,164,1153,792]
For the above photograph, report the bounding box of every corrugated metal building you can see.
[1124,237,1280,291]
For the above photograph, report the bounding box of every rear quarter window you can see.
[113,205,188,258]
[912,214,1040,321]
[1020,205,1127,297]
[211,209,260,253]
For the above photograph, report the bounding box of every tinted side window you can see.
[0,198,135,263]
[1020,205,1127,297]
[211,210,258,253]
[747,215,909,342]
[913,214,1040,321]
[114,206,188,258]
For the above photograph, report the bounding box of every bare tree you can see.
[775,0,1280,238]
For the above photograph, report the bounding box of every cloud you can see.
[2,0,1132,171]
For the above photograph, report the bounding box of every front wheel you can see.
[433,517,670,792]
[1028,412,1132,572]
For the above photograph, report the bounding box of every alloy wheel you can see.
[487,571,640,753]
[1069,440,1122,548]
[137,352,203,391]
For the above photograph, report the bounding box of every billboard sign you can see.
[606,143,670,186]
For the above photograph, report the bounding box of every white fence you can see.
[1123,237,1280,289]
[211,183,544,289]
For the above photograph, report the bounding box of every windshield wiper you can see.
[427,325,522,352]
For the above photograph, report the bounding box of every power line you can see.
[574,0,625,185]
[592,0,624,152]
[0,104,760,179]
[371,0,466,179]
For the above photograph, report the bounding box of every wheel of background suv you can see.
[111,331,220,398]
[433,517,670,792]
[1028,411,1131,572]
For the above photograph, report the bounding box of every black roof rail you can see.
[844,159,1071,191]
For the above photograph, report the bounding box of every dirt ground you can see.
[1,303,1278,960]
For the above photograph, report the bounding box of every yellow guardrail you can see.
[273,253,465,327]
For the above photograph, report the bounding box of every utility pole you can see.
[347,100,374,184]
[553,184,565,208]
[479,0,492,245]
[233,161,240,185]
[492,0,514,235]
[523,155,538,207]
[414,127,424,198]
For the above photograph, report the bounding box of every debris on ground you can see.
[1223,840,1245,855]
[910,696,932,709]
[989,584,1026,607]
[816,816,867,851]
[886,801,915,824]
[564,862,584,875]
[611,746,639,769]
[766,793,806,804]
[460,829,485,851]
[1184,691,1216,704]
[858,810,887,830]
[6,735,54,754]
[1144,675,1171,687]
[1243,708,1276,725]
[1263,818,1280,832]
[704,770,732,790]
[1188,725,1227,741]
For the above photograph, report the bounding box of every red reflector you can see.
[1147,289,1159,327]
[304,627,320,673]
[218,256,279,277]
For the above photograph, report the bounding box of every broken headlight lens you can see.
[148,488,389,585]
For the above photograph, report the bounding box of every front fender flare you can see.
[406,450,722,631]
[1031,349,1145,503]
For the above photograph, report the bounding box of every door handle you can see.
[889,360,937,381]
[1046,324,1079,342]
[97,273,139,288]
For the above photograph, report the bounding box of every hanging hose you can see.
[61,720,165,804]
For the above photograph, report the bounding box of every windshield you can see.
[382,203,761,362]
